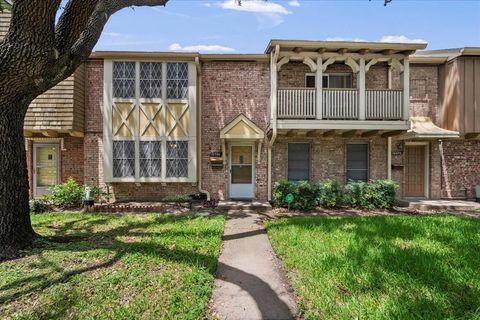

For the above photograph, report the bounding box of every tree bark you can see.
[0,99,35,252]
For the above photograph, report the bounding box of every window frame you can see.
[287,142,311,182]
[104,59,196,183]
[305,73,353,89]
[345,142,370,183]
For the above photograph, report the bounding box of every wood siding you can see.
[439,56,480,134]
[0,2,11,40]
[24,65,86,133]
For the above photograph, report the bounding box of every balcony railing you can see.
[277,88,403,120]
[277,88,316,119]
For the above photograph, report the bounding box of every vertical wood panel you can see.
[465,59,475,132]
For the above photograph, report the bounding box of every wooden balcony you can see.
[277,88,403,121]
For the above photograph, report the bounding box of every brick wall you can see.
[277,61,388,89]
[273,136,387,185]
[441,139,480,199]
[201,61,270,201]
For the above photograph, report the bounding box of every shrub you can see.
[48,177,84,207]
[162,194,192,202]
[29,197,51,213]
[316,179,343,208]
[294,180,319,210]
[273,180,298,208]
[344,180,398,209]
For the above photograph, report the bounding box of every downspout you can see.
[195,57,210,200]
[267,45,280,201]
[387,137,392,180]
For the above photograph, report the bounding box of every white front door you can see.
[33,144,60,197]
[229,144,254,199]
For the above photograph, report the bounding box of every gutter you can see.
[267,45,280,201]
[195,57,210,201]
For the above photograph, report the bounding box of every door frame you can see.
[228,142,255,200]
[404,141,429,199]
[33,143,60,198]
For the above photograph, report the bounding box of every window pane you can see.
[167,62,188,99]
[113,141,135,177]
[329,74,352,88]
[140,141,161,177]
[288,143,309,181]
[113,62,135,98]
[166,141,188,178]
[140,62,162,99]
[231,166,252,184]
[305,75,316,88]
[346,144,368,182]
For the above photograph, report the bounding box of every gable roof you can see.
[220,114,264,140]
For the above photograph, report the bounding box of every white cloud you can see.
[325,37,367,42]
[103,32,122,38]
[288,0,301,7]
[218,0,291,15]
[203,2,212,7]
[169,43,236,53]
[380,35,427,44]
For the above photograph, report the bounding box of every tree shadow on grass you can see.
[268,215,480,319]
[0,213,224,318]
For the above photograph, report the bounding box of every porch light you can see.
[83,186,94,207]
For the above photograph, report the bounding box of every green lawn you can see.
[0,213,225,319]
[266,215,480,320]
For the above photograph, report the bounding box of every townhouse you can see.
[2,10,478,202]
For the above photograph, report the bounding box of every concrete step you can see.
[217,201,272,212]
[401,199,480,211]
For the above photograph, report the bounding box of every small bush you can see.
[162,194,192,203]
[48,177,84,207]
[344,180,398,209]
[273,180,298,208]
[29,197,51,213]
[316,179,343,208]
[294,180,319,210]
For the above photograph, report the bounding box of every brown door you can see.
[405,145,426,197]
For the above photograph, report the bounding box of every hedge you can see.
[274,179,399,210]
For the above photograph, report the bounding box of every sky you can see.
[94,0,480,53]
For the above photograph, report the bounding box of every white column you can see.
[401,57,410,121]
[358,58,366,120]
[270,51,278,123]
[316,57,323,120]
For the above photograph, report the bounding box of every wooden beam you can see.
[323,130,336,137]
[465,133,480,139]
[286,129,298,137]
[317,48,326,54]
[337,48,347,55]
[42,130,58,138]
[23,130,33,137]
[361,130,380,137]
[381,130,403,137]
[69,131,84,138]
[382,49,394,56]
[342,130,357,138]
[293,47,302,53]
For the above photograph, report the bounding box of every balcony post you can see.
[316,57,323,120]
[358,58,366,120]
[401,57,410,120]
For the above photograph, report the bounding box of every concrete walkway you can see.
[211,209,297,320]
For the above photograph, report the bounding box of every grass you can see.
[0,212,225,319]
[266,215,480,320]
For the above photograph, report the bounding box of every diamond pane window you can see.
[167,62,188,99]
[113,62,135,99]
[113,141,135,177]
[140,62,162,99]
[166,141,188,178]
[140,141,162,177]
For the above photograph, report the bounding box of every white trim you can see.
[103,60,197,183]
[228,143,255,200]
[405,141,430,199]
[276,119,409,131]
[25,137,65,151]
[33,143,60,198]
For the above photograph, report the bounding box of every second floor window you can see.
[305,73,353,89]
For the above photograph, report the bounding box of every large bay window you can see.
[104,60,197,182]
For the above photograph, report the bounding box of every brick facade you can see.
[24,53,478,203]
[201,61,270,200]
[273,136,388,185]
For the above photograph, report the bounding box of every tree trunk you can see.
[0,99,36,253]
